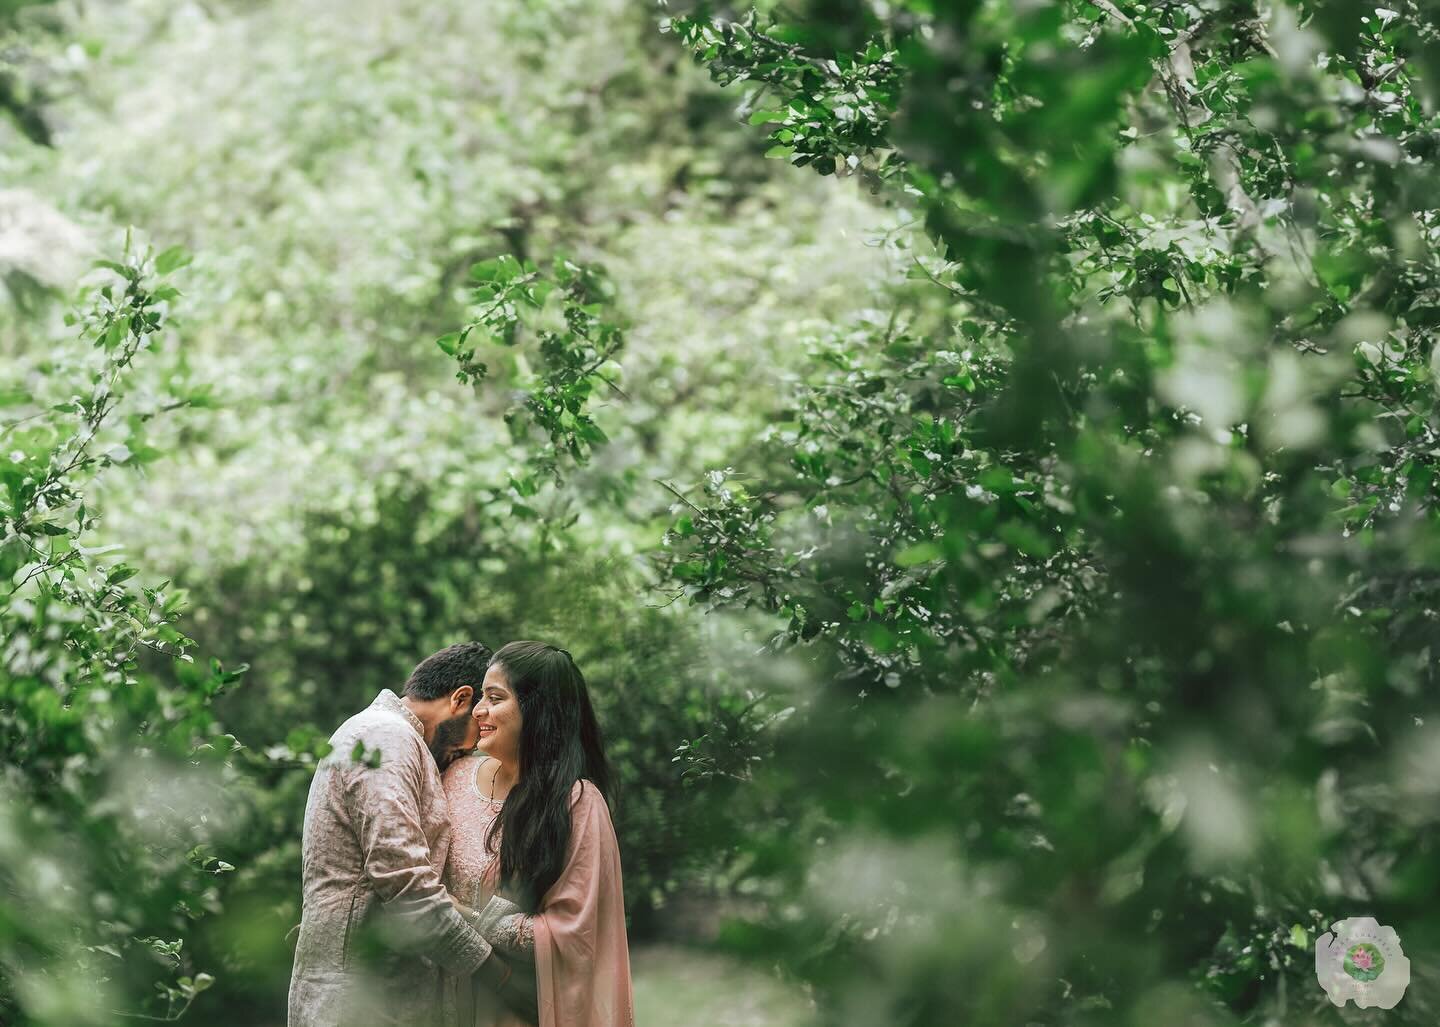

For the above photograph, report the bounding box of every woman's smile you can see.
[472,663,521,763]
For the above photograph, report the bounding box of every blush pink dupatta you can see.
[530,779,634,1027]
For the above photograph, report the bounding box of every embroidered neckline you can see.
[372,688,426,738]
[469,756,507,805]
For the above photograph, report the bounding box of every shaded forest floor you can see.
[633,945,814,1026]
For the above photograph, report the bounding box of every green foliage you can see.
[0,239,245,1024]
[441,256,623,479]
[0,0,62,146]
[11,0,1440,1024]
[667,10,903,181]
[656,0,1440,1023]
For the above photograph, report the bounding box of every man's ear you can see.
[450,684,475,714]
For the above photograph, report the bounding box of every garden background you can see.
[4,0,1440,1024]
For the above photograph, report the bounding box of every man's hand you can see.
[475,952,539,1025]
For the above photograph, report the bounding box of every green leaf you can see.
[469,255,522,284]
[895,542,942,567]
[101,315,130,350]
[154,246,193,275]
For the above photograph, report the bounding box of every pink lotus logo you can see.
[1315,917,1409,1008]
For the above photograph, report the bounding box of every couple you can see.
[287,641,633,1027]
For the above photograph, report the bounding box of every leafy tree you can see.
[647,0,1440,1022]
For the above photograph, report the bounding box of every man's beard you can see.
[429,713,472,770]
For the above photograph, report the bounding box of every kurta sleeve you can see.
[475,895,536,958]
[491,910,537,955]
[346,731,494,976]
[531,781,634,1027]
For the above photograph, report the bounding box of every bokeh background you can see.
[4,0,1440,1024]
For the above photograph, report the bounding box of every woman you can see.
[441,641,634,1027]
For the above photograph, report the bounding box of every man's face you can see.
[428,689,482,769]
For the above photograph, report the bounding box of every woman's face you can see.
[473,663,523,766]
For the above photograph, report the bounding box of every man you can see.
[288,642,527,1027]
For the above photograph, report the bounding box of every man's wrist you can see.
[449,910,493,975]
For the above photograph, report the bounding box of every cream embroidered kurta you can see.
[288,690,492,1027]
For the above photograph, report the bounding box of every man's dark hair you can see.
[403,641,493,701]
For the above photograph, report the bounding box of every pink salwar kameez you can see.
[441,754,634,1027]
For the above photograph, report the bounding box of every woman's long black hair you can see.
[485,640,613,910]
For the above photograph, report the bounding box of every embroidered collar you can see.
[371,688,426,738]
